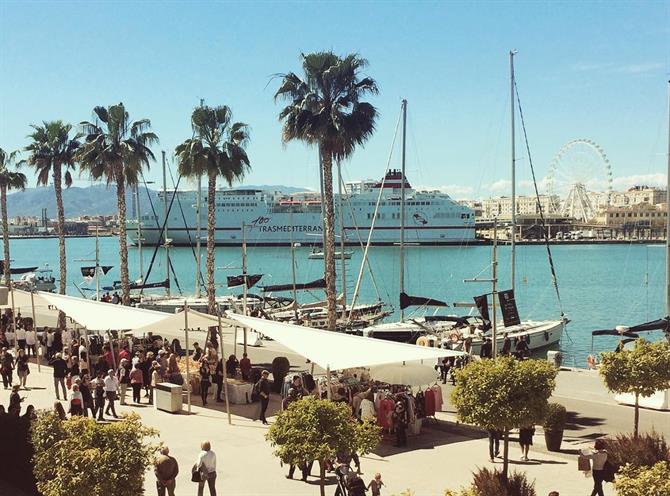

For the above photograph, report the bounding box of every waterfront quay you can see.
[2,332,666,496]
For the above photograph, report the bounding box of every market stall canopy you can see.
[227,313,463,370]
[36,291,171,331]
[130,308,222,340]
[369,362,438,386]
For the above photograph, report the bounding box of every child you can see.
[367,473,384,496]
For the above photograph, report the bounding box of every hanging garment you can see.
[414,391,426,419]
[377,398,394,429]
[431,384,443,412]
[424,388,436,417]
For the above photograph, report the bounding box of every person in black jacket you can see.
[213,358,224,402]
[199,359,211,406]
[256,370,271,424]
[50,353,68,400]
[479,338,493,359]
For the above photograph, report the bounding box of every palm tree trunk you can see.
[54,165,67,329]
[1,185,9,287]
[320,147,337,332]
[206,172,217,314]
[54,165,66,295]
[115,168,130,305]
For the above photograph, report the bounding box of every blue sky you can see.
[1,0,668,199]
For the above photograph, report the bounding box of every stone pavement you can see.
[0,356,623,495]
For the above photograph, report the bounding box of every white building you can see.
[480,195,560,219]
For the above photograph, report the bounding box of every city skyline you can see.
[1,1,669,199]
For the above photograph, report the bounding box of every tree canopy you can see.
[451,357,557,432]
[266,397,380,496]
[599,339,670,436]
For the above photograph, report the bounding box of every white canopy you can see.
[36,291,171,331]
[130,308,221,340]
[227,313,463,370]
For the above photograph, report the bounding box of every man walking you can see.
[50,352,68,400]
[256,370,271,425]
[0,347,14,389]
[104,368,119,418]
[155,446,179,496]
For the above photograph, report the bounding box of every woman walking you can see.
[194,440,217,496]
[0,347,14,389]
[199,359,211,406]
[518,425,535,461]
[16,349,29,389]
[129,362,144,404]
[582,439,609,496]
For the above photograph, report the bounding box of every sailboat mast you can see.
[242,221,248,316]
[337,160,347,306]
[136,185,143,282]
[510,50,517,292]
[196,175,202,298]
[162,150,170,297]
[95,225,100,301]
[289,206,298,320]
[492,218,498,358]
[400,99,407,321]
[666,80,670,317]
[196,99,204,299]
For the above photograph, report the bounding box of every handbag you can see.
[577,454,591,472]
[191,464,202,483]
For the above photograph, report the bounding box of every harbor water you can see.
[5,237,667,367]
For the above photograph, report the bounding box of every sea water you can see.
[5,237,666,367]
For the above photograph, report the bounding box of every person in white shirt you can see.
[581,438,609,496]
[25,328,38,357]
[45,329,55,359]
[195,440,217,496]
[103,369,119,418]
[16,326,27,351]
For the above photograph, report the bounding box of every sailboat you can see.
[359,57,567,353]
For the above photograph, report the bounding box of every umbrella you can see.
[369,362,438,386]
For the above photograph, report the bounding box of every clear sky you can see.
[1,0,669,199]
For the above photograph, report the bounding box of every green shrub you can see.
[542,403,567,430]
[605,431,670,471]
[470,467,536,496]
[615,461,670,496]
[32,411,158,496]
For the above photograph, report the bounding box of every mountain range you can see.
[7,184,311,218]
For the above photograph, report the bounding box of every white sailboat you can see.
[359,55,566,354]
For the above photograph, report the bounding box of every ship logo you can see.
[250,216,271,228]
[413,212,428,225]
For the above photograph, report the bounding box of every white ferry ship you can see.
[132,171,475,246]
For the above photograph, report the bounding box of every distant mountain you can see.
[7,184,313,218]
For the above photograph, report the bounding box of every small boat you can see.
[308,249,352,260]
[13,264,57,292]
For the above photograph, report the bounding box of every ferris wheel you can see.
[546,139,613,222]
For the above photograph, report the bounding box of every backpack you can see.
[251,380,261,402]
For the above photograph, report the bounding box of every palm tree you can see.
[175,105,251,314]
[24,121,81,300]
[0,148,28,286]
[77,104,158,305]
[275,52,378,331]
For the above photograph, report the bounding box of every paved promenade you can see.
[2,336,667,495]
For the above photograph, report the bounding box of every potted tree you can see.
[543,403,567,451]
